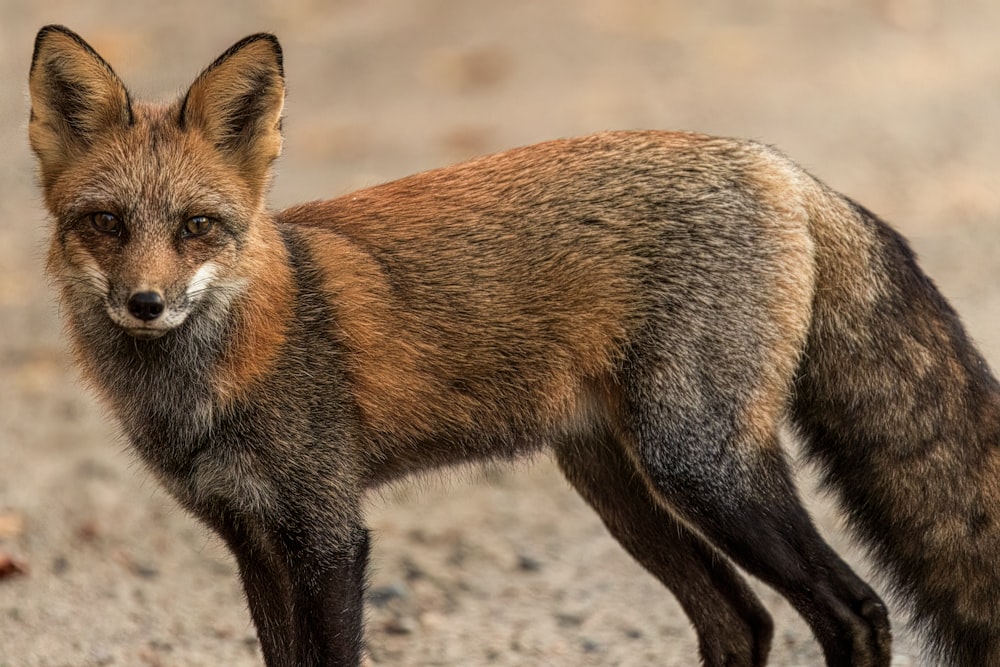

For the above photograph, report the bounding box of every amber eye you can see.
[90,212,121,235]
[183,215,214,238]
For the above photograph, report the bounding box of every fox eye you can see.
[182,215,214,238]
[90,212,121,235]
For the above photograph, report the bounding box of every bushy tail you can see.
[791,181,1000,666]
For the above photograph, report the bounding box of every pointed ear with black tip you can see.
[180,34,285,194]
[28,25,133,185]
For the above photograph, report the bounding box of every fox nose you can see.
[127,290,165,321]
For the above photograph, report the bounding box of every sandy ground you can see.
[4,1,1000,665]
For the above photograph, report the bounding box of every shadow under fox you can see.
[29,25,1000,667]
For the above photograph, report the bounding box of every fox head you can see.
[29,26,285,340]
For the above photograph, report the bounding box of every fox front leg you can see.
[281,525,370,667]
[214,513,297,666]
[216,509,369,667]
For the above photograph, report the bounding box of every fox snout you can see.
[93,262,229,340]
[105,284,186,339]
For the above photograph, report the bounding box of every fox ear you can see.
[28,25,133,184]
[180,34,285,192]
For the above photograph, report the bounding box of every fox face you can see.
[45,118,256,339]
[30,27,284,340]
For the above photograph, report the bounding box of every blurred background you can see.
[3,1,1000,665]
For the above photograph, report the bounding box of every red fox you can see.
[28,24,1000,667]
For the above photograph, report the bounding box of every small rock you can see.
[148,639,172,652]
[368,581,409,607]
[0,548,27,579]
[447,540,472,566]
[400,557,426,581]
[384,615,417,635]
[516,553,542,572]
[132,562,160,579]
[75,519,101,542]
[555,612,584,628]
[52,555,69,575]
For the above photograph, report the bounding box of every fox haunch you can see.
[30,24,1000,667]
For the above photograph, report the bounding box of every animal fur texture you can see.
[30,24,1000,667]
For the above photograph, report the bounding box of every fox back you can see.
[31,25,1000,667]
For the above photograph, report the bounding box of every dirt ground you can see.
[4,1,1000,665]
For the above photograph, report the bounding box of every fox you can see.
[27,23,1000,667]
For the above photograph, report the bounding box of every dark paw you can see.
[858,597,892,666]
[698,610,773,667]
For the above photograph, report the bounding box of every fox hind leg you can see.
[618,375,892,667]
[554,433,773,667]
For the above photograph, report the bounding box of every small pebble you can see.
[516,553,542,572]
[368,582,409,607]
[384,616,417,635]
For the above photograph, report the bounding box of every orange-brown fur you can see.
[211,220,295,403]
[282,148,642,443]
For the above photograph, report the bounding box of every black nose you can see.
[127,291,165,321]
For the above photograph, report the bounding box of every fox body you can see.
[29,25,1000,667]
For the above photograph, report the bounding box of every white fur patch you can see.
[185,261,219,302]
